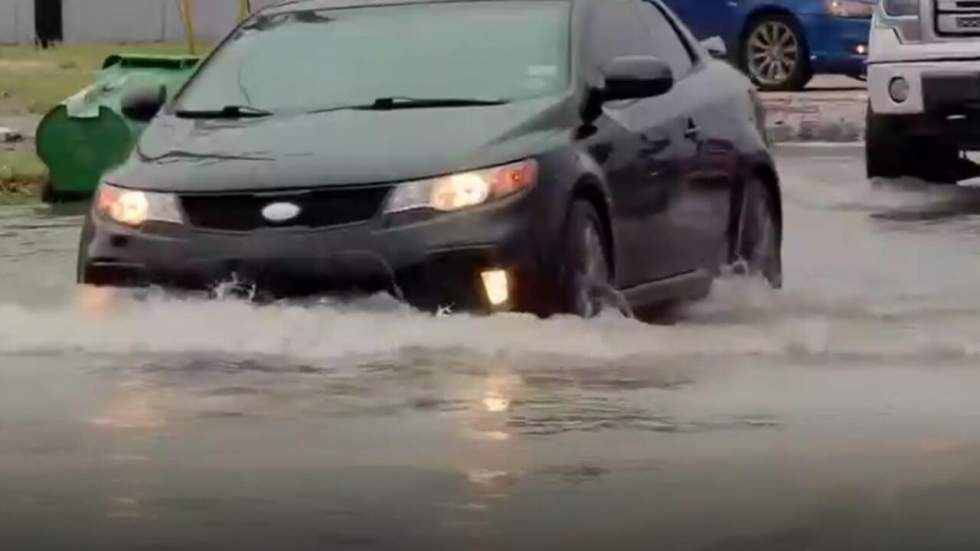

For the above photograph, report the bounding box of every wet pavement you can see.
[4,145,980,550]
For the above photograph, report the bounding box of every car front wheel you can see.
[558,201,612,318]
[729,178,782,288]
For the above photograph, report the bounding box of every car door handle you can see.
[684,119,701,140]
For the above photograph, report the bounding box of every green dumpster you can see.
[36,54,200,202]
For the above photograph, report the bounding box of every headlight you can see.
[384,159,537,214]
[882,0,919,17]
[95,183,183,227]
[825,0,874,17]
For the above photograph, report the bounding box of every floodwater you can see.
[4,145,980,550]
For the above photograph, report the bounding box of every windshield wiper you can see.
[174,105,273,119]
[368,96,509,109]
[308,96,508,114]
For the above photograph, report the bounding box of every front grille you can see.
[180,186,393,231]
[936,0,980,35]
[959,15,980,27]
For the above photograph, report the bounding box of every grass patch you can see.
[0,42,197,114]
[0,150,47,198]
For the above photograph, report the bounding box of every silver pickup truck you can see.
[866,0,980,183]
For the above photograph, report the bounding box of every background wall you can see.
[1,0,284,44]
[0,0,37,45]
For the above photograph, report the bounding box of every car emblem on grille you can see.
[261,202,301,223]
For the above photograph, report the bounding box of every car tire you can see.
[865,106,905,180]
[729,178,782,288]
[920,143,963,185]
[557,200,613,318]
[740,14,813,92]
[867,106,960,184]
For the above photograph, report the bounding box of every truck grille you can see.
[180,186,393,232]
[936,0,980,35]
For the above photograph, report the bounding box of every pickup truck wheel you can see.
[867,106,960,184]
[741,14,813,91]
[866,106,905,180]
[914,142,961,185]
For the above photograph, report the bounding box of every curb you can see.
[762,91,867,143]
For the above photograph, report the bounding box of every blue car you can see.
[660,0,872,90]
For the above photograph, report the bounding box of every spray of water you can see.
[2,276,980,364]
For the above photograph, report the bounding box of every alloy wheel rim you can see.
[747,21,799,86]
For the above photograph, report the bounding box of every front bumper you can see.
[79,191,557,313]
[799,15,870,75]
[869,59,980,116]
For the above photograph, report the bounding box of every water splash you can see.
[1,279,980,364]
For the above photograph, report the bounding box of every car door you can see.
[637,0,739,271]
[583,0,692,287]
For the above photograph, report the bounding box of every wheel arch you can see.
[730,158,784,248]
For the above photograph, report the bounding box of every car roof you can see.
[261,0,584,15]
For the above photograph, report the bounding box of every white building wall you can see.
[61,0,250,43]
[2,0,284,44]
[62,0,180,43]
[0,0,37,45]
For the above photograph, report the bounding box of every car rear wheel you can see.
[558,201,612,318]
[741,14,812,92]
[729,178,782,288]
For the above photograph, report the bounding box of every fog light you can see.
[854,44,867,55]
[76,285,115,318]
[480,269,510,307]
[889,77,910,103]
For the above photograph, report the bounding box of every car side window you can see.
[633,0,696,78]
[588,0,659,72]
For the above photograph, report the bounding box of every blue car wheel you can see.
[741,13,813,91]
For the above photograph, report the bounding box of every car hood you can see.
[112,96,576,193]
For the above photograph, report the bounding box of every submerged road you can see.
[3,145,980,550]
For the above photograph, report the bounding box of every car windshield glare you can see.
[174,1,571,115]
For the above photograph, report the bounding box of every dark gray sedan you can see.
[78,0,782,317]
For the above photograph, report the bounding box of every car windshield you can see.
[173,1,571,114]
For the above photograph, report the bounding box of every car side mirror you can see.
[701,36,727,59]
[600,56,674,102]
[121,85,166,122]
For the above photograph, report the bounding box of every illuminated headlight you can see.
[882,0,919,17]
[95,183,183,227]
[825,0,874,17]
[384,159,537,214]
